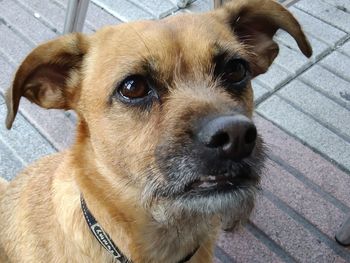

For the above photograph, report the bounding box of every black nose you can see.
[197,115,257,160]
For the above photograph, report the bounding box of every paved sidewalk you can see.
[0,0,349,262]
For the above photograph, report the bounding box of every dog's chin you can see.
[179,182,258,213]
[143,170,260,225]
[185,172,258,206]
[147,186,258,225]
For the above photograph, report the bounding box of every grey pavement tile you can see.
[49,0,121,32]
[252,196,347,263]
[257,96,350,172]
[256,115,350,213]
[0,56,15,90]
[185,0,212,13]
[217,228,282,263]
[85,2,123,30]
[299,65,350,109]
[255,63,292,90]
[252,81,269,102]
[295,0,350,33]
[128,0,177,19]
[321,0,350,12]
[82,25,95,35]
[339,40,350,57]
[171,8,189,15]
[0,55,13,88]
[16,0,65,34]
[53,0,68,7]
[0,0,56,45]
[0,95,55,164]
[0,23,32,64]
[263,159,346,238]
[289,7,347,46]
[0,139,24,181]
[213,247,233,263]
[91,0,154,22]
[277,79,350,139]
[274,43,312,74]
[65,110,78,123]
[320,51,350,82]
[275,31,329,60]
[168,0,190,8]
[15,99,76,151]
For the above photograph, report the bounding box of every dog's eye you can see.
[222,59,247,83]
[118,75,150,99]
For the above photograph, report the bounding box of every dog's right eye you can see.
[118,75,151,99]
[115,75,158,109]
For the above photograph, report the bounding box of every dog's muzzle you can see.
[152,113,265,199]
[186,114,258,193]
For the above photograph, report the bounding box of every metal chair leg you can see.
[335,215,350,246]
[63,0,90,34]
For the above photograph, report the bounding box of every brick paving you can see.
[0,0,349,262]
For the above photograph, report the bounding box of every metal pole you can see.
[63,0,90,34]
[336,215,350,246]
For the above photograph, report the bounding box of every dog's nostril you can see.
[244,126,257,144]
[209,132,230,148]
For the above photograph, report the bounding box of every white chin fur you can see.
[147,187,257,225]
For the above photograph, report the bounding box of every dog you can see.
[0,0,311,262]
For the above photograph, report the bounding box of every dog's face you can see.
[5,0,311,222]
[82,15,264,220]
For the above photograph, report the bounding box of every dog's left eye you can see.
[118,75,151,99]
[222,59,248,84]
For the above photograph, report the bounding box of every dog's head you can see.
[5,0,311,222]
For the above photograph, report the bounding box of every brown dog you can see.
[0,0,311,262]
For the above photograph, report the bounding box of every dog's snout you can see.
[198,115,257,160]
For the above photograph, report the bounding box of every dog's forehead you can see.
[83,13,246,104]
[91,13,242,68]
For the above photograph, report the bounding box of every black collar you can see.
[81,195,198,263]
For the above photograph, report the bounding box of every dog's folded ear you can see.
[5,33,89,129]
[214,0,312,77]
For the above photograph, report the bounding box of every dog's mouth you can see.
[184,168,258,195]
[152,135,265,200]
[190,174,233,189]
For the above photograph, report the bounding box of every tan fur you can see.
[0,1,311,262]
